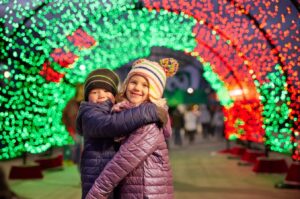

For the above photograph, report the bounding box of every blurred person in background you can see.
[184,104,200,144]
[170,106,184,146]
[62,84,84,169]
[198,104,211,139]
[211,106,225,140]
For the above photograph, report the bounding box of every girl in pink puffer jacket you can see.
[86,58,179,199]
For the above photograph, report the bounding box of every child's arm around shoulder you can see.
[76,100,162,138]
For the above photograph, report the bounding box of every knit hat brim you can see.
[84,81,117,101]
[84,69,119,101]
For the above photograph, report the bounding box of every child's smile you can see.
[126,75,149,106]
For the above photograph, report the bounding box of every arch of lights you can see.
[0,0,299,160]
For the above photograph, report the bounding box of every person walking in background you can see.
[170,106,184,146]
[198,104,211,139]
[62,84,84,140]
[76,68,168,199]
[86,58,178,199]
[184,104,199,144]
[211,106,225,140]
[62,83,84,168]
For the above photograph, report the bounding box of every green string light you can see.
[256,65,292,153]
[200,60,233,107]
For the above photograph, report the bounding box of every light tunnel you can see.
[0,0,299,161]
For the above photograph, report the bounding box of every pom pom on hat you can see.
[159,58,179,77]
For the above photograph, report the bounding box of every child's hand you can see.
[114,136,126,142]
[155,106,168,128]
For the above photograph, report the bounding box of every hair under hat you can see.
[84,68,120,101]
[121,58,178,105]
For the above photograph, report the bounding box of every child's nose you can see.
[97,90,105,97]
[133,87,140,92]
[134,84,142,90]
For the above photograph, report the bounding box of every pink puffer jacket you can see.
[86,101,174,199]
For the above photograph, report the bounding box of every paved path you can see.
[4,136,300,199]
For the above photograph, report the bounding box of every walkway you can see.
[5,136,300,199]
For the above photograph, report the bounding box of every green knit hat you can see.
[84,68,120,101]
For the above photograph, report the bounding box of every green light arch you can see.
[1,3,233,159]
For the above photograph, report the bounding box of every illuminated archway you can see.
[0,0,298,160]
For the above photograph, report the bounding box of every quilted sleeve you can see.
[81,103,159,138]
[85,124,161,199]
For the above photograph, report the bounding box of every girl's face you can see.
[88,88,115,104]
[125,75,149,106]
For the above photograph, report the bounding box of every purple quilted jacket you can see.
[86,101,174,199]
